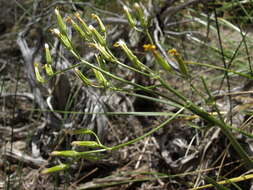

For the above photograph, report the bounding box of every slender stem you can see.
[111,107,185,150]
[159,77,253,168]
[145,29,154,44]
[74,108,184,157]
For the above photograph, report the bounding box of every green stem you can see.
[75,108,184,156]
[189,61,253,80]
[145,29,154,44]
[111,107,184,150]
[159,78,253,168]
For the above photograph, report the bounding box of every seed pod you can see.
[55,8,67,36]
[45,43,52,65]
[95,54,107,70]
[74,68,93,86]
[71,141,104,148]
[93,68,109,88]
[44,44,54,76]
[44,64,54,76]
[34,62,45,83]
[51,150,80,157]
[133,3,147,28]
[75,12,92,36]
[123,5,136,28]
[114,40,147,70]
[89,25,106,46]
[152,50,171,72]
[90,43,116,62]
[91,14,106,33]
[51,28,73,51]
[41,164,69,174]
[67,17,88,40]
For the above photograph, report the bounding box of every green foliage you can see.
[36,1,253,189]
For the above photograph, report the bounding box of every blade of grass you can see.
[189,173,253,190]
[204,176,230,190]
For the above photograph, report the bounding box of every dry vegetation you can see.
[1,0,253,190]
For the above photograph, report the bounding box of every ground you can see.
[1,1,253,190]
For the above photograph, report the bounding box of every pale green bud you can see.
[153,50,171,72]
[55,8,67,35]
[74,68,93,86]
[90,43,115,62]
[51,150,80,157]
[89,25,106,46]
[75,12,92,36]
[123,5,136,28]
[67,17,88,41]
[45,43,52,65]
[44,64,54,76]
[71,141,101,148]
[41,164,69,174]
[168,49,188,77]
[51,28,73,51]
[67,128,94,135]
[133,3,148,28]
[34,62,45,83]
[44,44,54,76]
[67,128,102,145]
[93,68,109,88]
[91,14,106,33]
[114,40,147,70]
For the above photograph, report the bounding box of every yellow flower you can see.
[143,44,156,52]
[168,48,188,77]
[168,48,178,56]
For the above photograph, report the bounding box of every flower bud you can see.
[133,3,147,28]
[55,8,67,35]
[67,128,94,135]
[44,64,54,76]
[74,68,93,86]
[71,141,102,148]
[45,43,52,65]
[75,12,92,36]
[143,44,156,52]
[90,43,115,62]
[168,49,188,77]
[44,44,54,76]
[51,150,80,157]
[91,14,106,33]
[114,40,147,70]
[41,164,69,174]
[67,17,88,40]
[51,28,73,51]
[123,5,136,28]
[93,68,109,88]
[89,25,106,46]
[153,50,171,72]
[34,62,45,83]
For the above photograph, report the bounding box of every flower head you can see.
[143,44,156,52]
[168,48,178,56]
